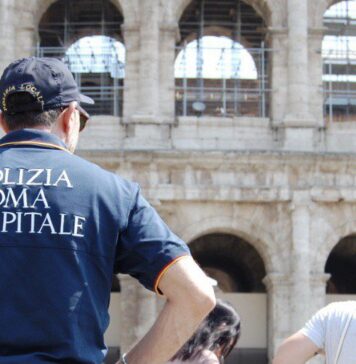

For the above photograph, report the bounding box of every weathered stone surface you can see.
[1,0,355,362]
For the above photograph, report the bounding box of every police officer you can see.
[0,57,215,364]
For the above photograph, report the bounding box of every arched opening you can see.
[190,233,266,292]
[38,0,124,117]
[325,234,356,294]
[189,233,267,364]
[175,0,269,118]
[322,0,356,123]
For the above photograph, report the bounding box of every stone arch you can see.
[36,0,57,25]
[174,0,271,118]
[35,0,124,29]
[117,0,139,24]
[312,0,353,28]
[325,0,350,13]
[180,213,272,359]
[180,214,280,273]
[313,217,356,274]
[189,232,267,292]
[174,0,271,25]
[36,0,125,117]
[37,0,124,47]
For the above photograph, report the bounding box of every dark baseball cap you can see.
[0,57,94,129]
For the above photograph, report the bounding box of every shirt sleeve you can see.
[114,184,191,293]
[300,305,330,349]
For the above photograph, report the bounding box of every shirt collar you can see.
[0,129,69,153]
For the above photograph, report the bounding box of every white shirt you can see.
[301,301,356,364]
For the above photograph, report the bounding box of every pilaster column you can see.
[263,273,290,362]
[14,3,37,60]
[159,21,179,123]
[310,272,331,314]
[130,0,160,123]
[284,0,315,126]
[119,275,141,352]
[134,283,157,340]
[122,22,141,122]
[308,28,325,125]
[267,27,288,126]
[290,191,311,332]
[0,0,16,72]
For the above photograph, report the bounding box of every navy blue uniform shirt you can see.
[0,129,190,364]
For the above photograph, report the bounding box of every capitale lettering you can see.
[0,211,86,237]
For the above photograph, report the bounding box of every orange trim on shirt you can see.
[154,254,190,295]
[0,141,71,154]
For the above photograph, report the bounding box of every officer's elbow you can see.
[160,256,216,318]
[187,277,216,320]
[200,283,216,316]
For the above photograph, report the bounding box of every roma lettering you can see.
[0,188,49,209]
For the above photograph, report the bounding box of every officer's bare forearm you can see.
[118,257,216,364]
[123,297,213,364]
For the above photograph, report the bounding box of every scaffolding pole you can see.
[232,0,242,115]
[196,0,205,105]
[328,61,333,123]
[182,45,188,116]
[346,0,351,120]
[260,41,266,118]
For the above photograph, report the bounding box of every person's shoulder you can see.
[323,301,356,312]
[309,301,356,325]
[324,301,356,316]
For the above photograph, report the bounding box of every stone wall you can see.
[0,0,355,362]
[79,149,356,360]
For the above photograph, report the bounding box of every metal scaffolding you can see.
[175,0,270,118]
[38,0,124,117]
[323,0,356,123]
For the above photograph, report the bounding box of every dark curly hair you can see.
[171,299,241,362]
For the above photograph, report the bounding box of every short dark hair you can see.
[171,299,241,362]
[3,93,61,131]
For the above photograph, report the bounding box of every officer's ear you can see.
[56,102,79,135]
[0,112,10,134]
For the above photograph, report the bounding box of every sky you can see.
[65,35,126,77]
[174,36,258,79]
